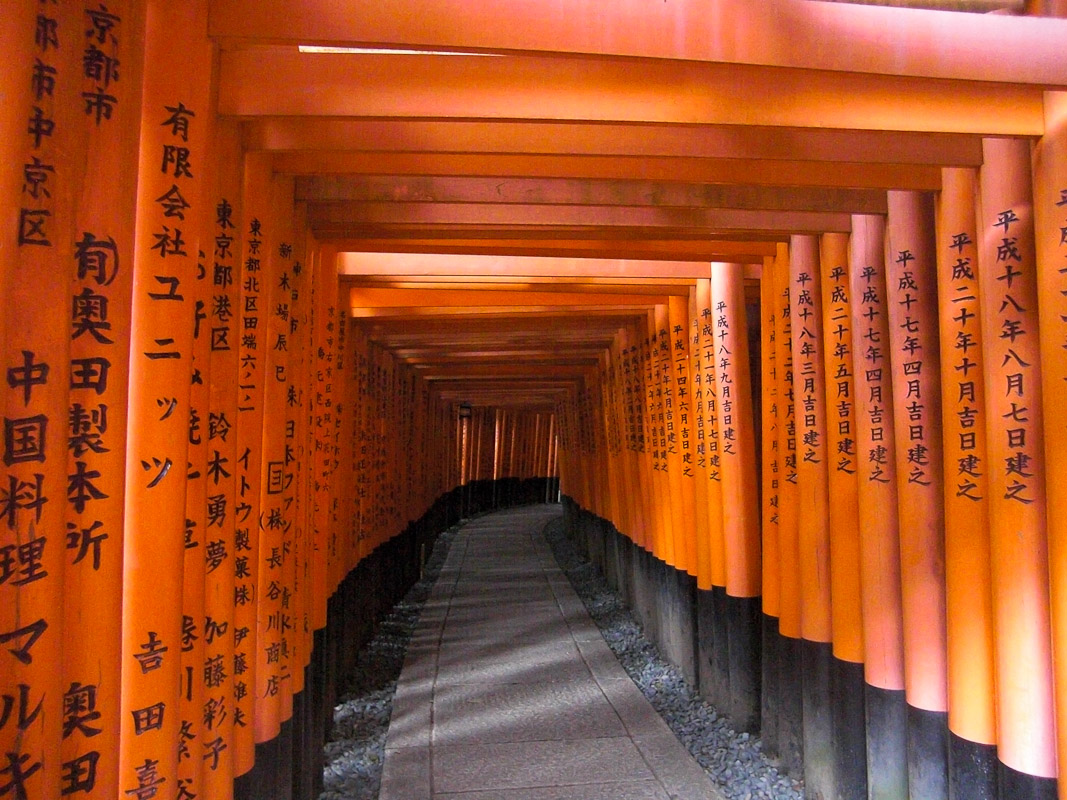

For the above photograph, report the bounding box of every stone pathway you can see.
[380,506,724,800]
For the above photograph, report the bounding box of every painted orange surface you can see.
[1035,90,1067,800]
[934,167,996,747]
[884,191,948,715]
[711,264,761,599]
[773,246,801,640]
[788,237,832,645]
[819,233,864,665]
[849,214,905,692]
[759,260,781,619]
[120,4,212,799]
[977,138,1056,779]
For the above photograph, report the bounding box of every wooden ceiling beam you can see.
[207,0,1067,86]
[310,202,851,235]
[298,176,887,214]
[273,152,941,191]
[329,239,776,263]
[249,120,981,167]
[218,50,1044,135]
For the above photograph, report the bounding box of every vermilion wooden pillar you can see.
[120,4,212,800]
[772,245,804,777]
[977,137,1057,799]
[648,309,673,563]
[787,237,834,799]
[819,232,868,800]
[710,262,761,733]
[935,166,998,800]
[669,295,698,576]
[850,213,909,800]
[696,278,727,592]
[232,151,270,775]
[885,190,949,799]
[688,287,712,591]
[3,6,85,799]
[759,257,782,760]
[254,174,298,746]
[179,90,216,800]
[1035,90,1067,800]
[201,118,243,800]
[61,3,145,798]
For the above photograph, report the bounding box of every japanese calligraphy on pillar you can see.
[976,138,1056,780]
[201,124,242,794]
[4,7,85,799]
[63,3,140,798]
[231,155,271,773]
[819,233,863,667]
[885,191,947,716]
[773,245,801,642]
[120,3,212,798]
[1034,91,1067,790]
[760,262,781,621]
[787,239,832,644]
[255,212,294,743]
[711,263,760,599]
[848,214,905,694]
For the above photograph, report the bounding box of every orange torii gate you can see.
[2,3,1067,800]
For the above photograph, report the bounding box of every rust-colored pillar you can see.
[120,5,212,800]
[1035,90,1067,800]
[885,190,949,799]
[710,262,761,734]
[772,245,804,777]
[819,232,868,799]
[850,213,909,800]
[3,5,84,799]
[977,137,1057,799]
[695,277,730,716]
[759,258,782,760]
[201,119,242,800]
[787,237,834,798]
[935,167,998,800]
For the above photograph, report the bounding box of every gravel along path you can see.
[320,509,802,800]
[542,515,804,800]
[320,523,460,800]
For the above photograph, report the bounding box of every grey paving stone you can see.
[380,746,431,800]
[434,781,672,800]
[633,732,728,800]
[431,738,655,793]
[432,679,625,745]
[434,646,593,685]
[386,690,432,749]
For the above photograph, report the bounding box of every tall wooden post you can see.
[850,213,909,800]
[772,245,804,777]
[935,166,998,800]
[120,4,212,800]
[3,6,86,799]
[977,137,1057,799]
[1035,90,1067,800]
[759,258,782,759]
[787,237,835,798]
[819,232,868,799]
[885,190,949,799]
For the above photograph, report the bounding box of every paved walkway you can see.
[380,505,723,800]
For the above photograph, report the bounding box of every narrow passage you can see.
[380,506,721,800]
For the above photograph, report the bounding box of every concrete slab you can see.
[432,738,654,793]
[379,505,723,800]
[434,781,671,800]
[432,679,626,745]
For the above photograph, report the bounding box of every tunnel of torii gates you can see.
[5,2,1067,800]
